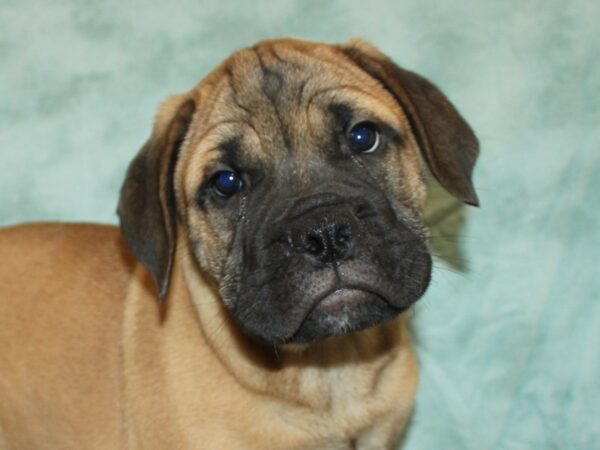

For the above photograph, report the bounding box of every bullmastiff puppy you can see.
[0,38,479,449]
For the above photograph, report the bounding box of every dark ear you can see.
[340,40,480,206]
[118,95,196,299]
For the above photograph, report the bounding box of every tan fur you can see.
[0,223,417,449]
[0,38,478,449]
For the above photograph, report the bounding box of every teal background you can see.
[1,1,599,448]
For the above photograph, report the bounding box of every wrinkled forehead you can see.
[181,41,407,184]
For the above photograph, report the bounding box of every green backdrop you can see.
[1,1,599,448]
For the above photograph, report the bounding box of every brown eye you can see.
[348,122,380,153]
[212,170,243,198]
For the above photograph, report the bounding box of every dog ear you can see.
[340,40,480,206]
[118,95,196,300]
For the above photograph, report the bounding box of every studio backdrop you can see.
[1,1,598,448]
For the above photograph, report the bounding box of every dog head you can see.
[118,39,479,344]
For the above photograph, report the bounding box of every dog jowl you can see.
[119,38,479,346]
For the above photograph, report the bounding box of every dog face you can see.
[118,39,479,344]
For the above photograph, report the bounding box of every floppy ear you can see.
[340,40,480,206]
[118,95,196,300]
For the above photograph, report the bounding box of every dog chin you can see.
[285,288,403,344]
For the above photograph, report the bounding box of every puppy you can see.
[0,38,478,449]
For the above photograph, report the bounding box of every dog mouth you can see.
[313,287,390,313]
[228,252,431,344]
[287,285,404,344]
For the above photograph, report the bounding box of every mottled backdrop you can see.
[1,0,599,448]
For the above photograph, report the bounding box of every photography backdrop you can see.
[1,1,599,448]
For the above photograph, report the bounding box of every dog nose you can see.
[301,222,353,263]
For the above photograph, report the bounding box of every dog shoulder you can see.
[0,222,135,278]
[0,223,134,448]
[0,222,138,320]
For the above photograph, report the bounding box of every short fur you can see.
[0,38,478,449]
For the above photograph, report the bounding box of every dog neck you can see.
[120,248,417,446]
[173,239,414,410]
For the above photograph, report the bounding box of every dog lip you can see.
[285,284,398,342]
[318,286,390,311]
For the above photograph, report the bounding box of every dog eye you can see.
[212,170,244,197]
[348,122,380,154]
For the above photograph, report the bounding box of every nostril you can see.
[296,221,355,264]
[305,232,325,256]
[334,225,352,248]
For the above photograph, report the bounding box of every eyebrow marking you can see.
[217,135,266,179]
[305,84,378,115]
[305,85,372,127]
[328,102,354,129]
[218,137,244,170]
[192,117,247,141]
